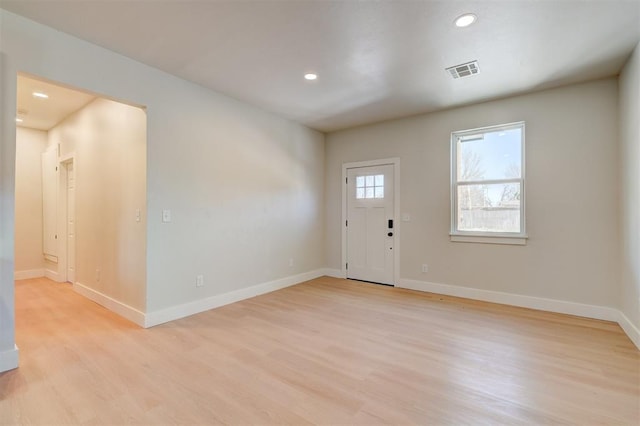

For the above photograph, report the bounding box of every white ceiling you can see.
[16,75,96,131]
[3,0,639,132]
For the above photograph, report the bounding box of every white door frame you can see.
[58,152,76,283]
[342,157,400,285]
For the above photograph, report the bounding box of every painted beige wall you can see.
[619,42,640,330]
[0,47,14,365]
[326,79,620,308]
[14,127,46,274]
[48,98,147,311]
[1,8,325,363]
[144,82,325,312]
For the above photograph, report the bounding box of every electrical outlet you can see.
[421,264,429,273]
[162,209,171,223]
[196,274,204,287]
[135,209,141,222]
[288,258,294,267]
[96,269,101,282]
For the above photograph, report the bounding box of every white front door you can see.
[66,161,76,283]
[346,164,395,285]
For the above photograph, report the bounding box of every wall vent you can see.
[446,61,480,79]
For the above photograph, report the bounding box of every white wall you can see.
[619,43,640,333]
[0,37,18,371]
[14,127,46,277]
[326,79,620,309]
[144,83,325,314]
[48,98,147,311]
[0,9,325,369]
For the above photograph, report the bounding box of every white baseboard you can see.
[617,310,640,350]
[67,272,640,351]
[74,282,146,327]
[14,269,45,280]
[322,268,345,279]
[0,344,19,373]
[397,278,618,322]
[145,269,326,328]
[44,268,62,282]
[397,278,640,349]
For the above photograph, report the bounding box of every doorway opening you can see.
[14,73,147,324]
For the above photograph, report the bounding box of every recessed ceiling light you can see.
[33,92,49,99]
[304,73,318,81]
[455,13,477,28]
[15,117,23,123]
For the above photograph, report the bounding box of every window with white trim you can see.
[451,122,526,244]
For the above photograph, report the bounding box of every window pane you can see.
[365,175,374,186]
[374,174,384,186]
[458,127,522,181]
[365,187,374,198]
[356,188,365,199]
[457,183,521,233]
[374,186,384,198]
[356,176,365,188]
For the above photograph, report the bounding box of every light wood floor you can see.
[1,277,638,424]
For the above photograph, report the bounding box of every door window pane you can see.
[365,187,374,198]
[355,174,385,199]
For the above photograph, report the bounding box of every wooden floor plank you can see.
[1,276,638,424]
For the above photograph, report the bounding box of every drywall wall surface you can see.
[0,9,325,326]
[326,79,620,308]
[48,98,147,311]
[0,46,19,368]
[144,81,325,312]
[619,42,640,330]
[14,127,46,274]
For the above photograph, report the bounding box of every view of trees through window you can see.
[453,124,524,234]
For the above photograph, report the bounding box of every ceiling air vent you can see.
[446,60,480,79]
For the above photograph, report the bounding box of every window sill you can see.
[450,234,528,245]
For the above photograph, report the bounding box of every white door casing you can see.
[55,152,76,284]
[346,163,396,285]
[66,161,76,283]
[42,147,59,260]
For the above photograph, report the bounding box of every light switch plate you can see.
[162,209,171,223]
